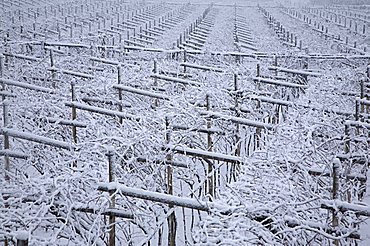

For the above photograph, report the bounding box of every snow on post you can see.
[15,230,29,246]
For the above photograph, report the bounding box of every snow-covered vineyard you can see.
[0,0,370,245]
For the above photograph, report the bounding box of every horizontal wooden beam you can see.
[245,95,293,107]
[165,144,241,163]
[136,157,189,168]
[48,67,94,79]
[113,85,170,100]
[98,183,210,211]
[0,149,29,159]
[321,199,370,217]
[336,154,368,165]
[45,41,90,49]
[307,168,367,182]
[253,77,308,89]
[0,128,75,150]
[0,91,16,97]
[268,66,322,77]
[151,74,201,87]
[171,124,225,135]
[2,52,42,62]
[179,62,224,73]
[81,96,132,108]
[65,102,140,121]
[74,207,134,219]
[90,56,120,66]
[245,95,351,116]
[0,78,53,93]
[199,110,274,130]
[40,117,87,128]
[284,216,360,239]
[345,120,370,129]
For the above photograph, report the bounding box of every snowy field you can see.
[0,0,370,245]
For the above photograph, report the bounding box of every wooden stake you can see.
[0,55,10,181]
[332,159,340,246]
[2,99,9,181]
[255,64,262,147]
[71,81,77,145]
[355,99,360,134]
[205,94,214,199]
[153,60,159,108]
[16,235,29,246]
[117,65,123,124]
[1,54,9,246]
[49,50,57,88]
[233,74,240,181]
[344,124,350,154]
[273,56,278,76]
[106,148,116,246]
[165,117,176,246]
[70,81,77,166]
[183,50,187,73]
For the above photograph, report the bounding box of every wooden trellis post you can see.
[355,98,361,134]
[273,56,278,77]
[70,24,73,39]
[117,64,123,124]
[233,74,240,182]
[0,54,10,181]
[49,49,56,88]
[165,117,176,246]
[344,124,350,154]
[153,60,159,108]
[234,74,240,157]
[272,55,282,124]
[302,58,308,83]
[106,148,116,246]
[255,64,262,147]
[2,99,9,181]
[70,80,78,168]
[332,159,340,246]
[15,232,29,246]
[71,81,77,144]
[183,50,187,73]
[367,67,370,114]
[360,79,365,113]
[205,94,214,199]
